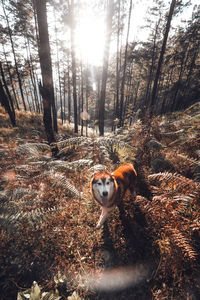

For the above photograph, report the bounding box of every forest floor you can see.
[0,104,200,300]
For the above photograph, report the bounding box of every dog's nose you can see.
[103,191,108,197]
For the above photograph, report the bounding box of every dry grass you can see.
[0,104,200,299]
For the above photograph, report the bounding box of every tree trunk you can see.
[85,66,89,137]
[181,44,199,107]
[70,0,78,133]
[149,0,177,117]
[2,0,27,111]
[144,21,160,109]
[115,0,121,122]
[80,61,84,136]
[0,79,16,126]
[34,0,57,146]
[63,71,66,122]
[54,8,63,124]
[67,66,71,124]
[0,62,16,119]
[98,0,114,136]
[2,43,19,110]
[119,0,132,127]
[26,38,41,113]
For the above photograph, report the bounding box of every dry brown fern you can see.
[149,172,200,200]
[135,171,200,274]
[165,225,197,261]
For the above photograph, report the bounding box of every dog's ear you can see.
[111,173,118,189]
[111,172,115,180]
[90,174,98,195]
[90,172,98,189]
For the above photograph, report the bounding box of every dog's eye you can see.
[106,182,110,185]
[98,182,102,186]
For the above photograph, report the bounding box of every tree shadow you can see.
[91,200,156,299]
[118,201,153,263]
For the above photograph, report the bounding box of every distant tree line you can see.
[0,0,199,141]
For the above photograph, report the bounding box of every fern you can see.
[48,159,93,171]
[16,143,50,157]
[149,172,200,199]
[23,204,67,227]
[165,225,197,260]
[135,170,198,267]
[47,171,84,199]
[96,136,136,154]
[47,160,72,172]
[54,136,136,162]
[0,203,67,233]
[55,137,92,151]
[0,190,9,202]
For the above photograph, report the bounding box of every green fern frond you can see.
[66,159,93,170]
[0,191,9,202]
[16,143,50,157]
[0,204,66,232]
[55,137,92,151]
[23,204,66,226]
[95,137,136,161]
[29,161,49,168]
[47,160,72,172]
[48,172,84,199]
[96,137,136,153]
[0,211,22,233]
[48,159,93,172]
[15,164,37,171]
[11,188,38,201]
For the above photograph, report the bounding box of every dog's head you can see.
[90,170,117,207]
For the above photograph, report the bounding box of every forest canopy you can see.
[0,1,200,299]
[0,0,199,139]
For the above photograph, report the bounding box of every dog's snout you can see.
[103,191,108,197]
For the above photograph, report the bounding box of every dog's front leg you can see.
[96,206,114,229]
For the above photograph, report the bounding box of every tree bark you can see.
[70,0,78,133]
[2,43,19,110]
[54,8,63,124]
[144,21,160,109]
[119,0,132,127]
[0,78,16,126]
[2,0,26,111]
[0,62,15,119]
[99,0,114,136]
[115,0,121,122]
[34,0,57,145]
[80,61,84,136]
[149,0,177,117]
[67,66,71,124]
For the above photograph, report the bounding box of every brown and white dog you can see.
[90,163,137,229]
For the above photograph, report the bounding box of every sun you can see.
[75,15,105,66]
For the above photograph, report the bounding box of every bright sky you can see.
[75,14,105,65]
[75,0,199,66]
[0,0,198,67]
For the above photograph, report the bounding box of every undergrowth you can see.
[0,104,200,299]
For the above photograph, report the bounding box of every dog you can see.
[90,163,137,229]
